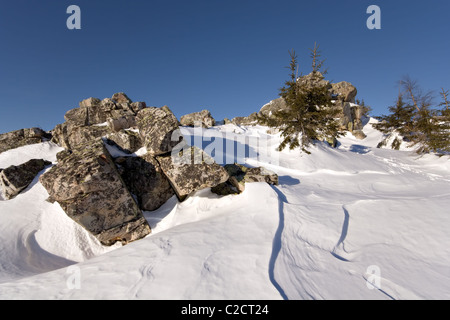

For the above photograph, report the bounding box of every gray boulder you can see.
[330,82,357,103]
[115,154,175,211]
[259,98,287,117]
[211,164,278,196]
[137,106,185,156]
[39,140,151,246]
[0,159,51,200]
[352,130,367,140]
[0,128,50,154]
[105,130,142,154]
[51,122,110,150]
[180,110,216,128]
[156,146,229,201]
[112,92,132,104]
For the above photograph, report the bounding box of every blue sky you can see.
[0,0,449,133]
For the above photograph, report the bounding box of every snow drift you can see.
[0,118,449,300]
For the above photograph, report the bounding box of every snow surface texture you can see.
[0,119,449,300]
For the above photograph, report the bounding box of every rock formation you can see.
[180,110,216,128]
[0,128,50,154]
[2,92,279,247]
[0,159,51,200]
[136,106,185,156]
[156,146,229,201]
[40,140,151,246]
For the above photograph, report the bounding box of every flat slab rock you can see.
[0,159,51,200]
[40,139,151,246]
[156,146,229,201]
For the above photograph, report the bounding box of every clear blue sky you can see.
[1,0,449,133]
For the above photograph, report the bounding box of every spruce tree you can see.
[374,78,450,154]
[373,93,415,149]
[258,44,342,153]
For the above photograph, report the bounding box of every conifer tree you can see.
[373,93,415,149]
[374,78,450,154]
[258,43,342,153]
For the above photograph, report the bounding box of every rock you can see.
[211,164,278,196]
[105,130,142,154]
[112,92,132,104]
[156,146,229,201]
[0,159,51,200]
[64,107,88,126]
[79,98,101,108]
[0,128,50,154]
[353,130,367,140]
[115,154,175,211]
[51,123,110,150]
[180,110,216,128]
[223,118,232,125]
[298,71,331,91]
[56,149,72,162]
[232,112,258,126]
[39,140,151,246]
[137,106,185,156]
[259,98,288,117]
[325,136,338,148]
[330,82,357,103]
[130,102,147,114]
[107,116,137,132]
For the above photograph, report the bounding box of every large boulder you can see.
[115,154,175,211]
[259,98,287,117]
[0,159,51,200]
[180,110,216,128]
[0,128,50,154]
[137,106,185,156]
[39,140,151,246]
[156,146,229,201]
[51,123,110,150]
[330,82,357,103]
[105,130,142,154]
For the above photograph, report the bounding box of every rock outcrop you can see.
[115,154,175,212]
[0,128,50,154]
[52,93,146,150]
[40,140,151,246]
[0,159,51,200]
[137,106,185,156]
[156,146,229,201]
[180,110,216,128]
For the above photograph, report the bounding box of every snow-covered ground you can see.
[0,118,449,300]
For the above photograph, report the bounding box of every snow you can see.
[0,120,449,300]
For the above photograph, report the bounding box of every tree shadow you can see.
[278,175,300,186]
[349,144,370,154]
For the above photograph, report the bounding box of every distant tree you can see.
[439,88,450,120]
[374,77,450,154]
[258,43,343,153]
